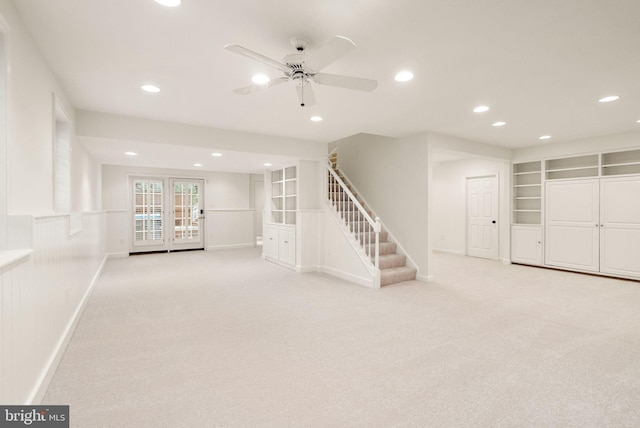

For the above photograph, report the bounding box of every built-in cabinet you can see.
[265,165,297,268]
[511,225,543,265]
[263,161,321,271]
[263,224,296,266]
[512,148,640,280]
[545,179,600,272]
[511,161,543,265]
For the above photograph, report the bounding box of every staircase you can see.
[327,152,417,287]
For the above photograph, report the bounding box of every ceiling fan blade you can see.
[232,77,289,95]
[312,73,377,92]
[296,83,316,107]
[305,36,356,72]
[224,44,291,73]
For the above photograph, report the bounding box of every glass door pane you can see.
[133,179,164,247]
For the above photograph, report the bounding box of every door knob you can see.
[492,220,496,224]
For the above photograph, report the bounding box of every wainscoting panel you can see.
[0,212,106,404]
[206,209,255,250]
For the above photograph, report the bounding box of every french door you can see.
[131,177,204,252]
[171,179,204,250]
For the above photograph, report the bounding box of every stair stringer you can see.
[320,204,379,288]
[335,166,421,280]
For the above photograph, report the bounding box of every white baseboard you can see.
[432,248,465,256]
[107,252,128,258]
[318,265,375,288]
[500,258,512,265]
[296,265,319,274]
[416,274,432,282]
[206,243,255,251]
[28,254,108,404]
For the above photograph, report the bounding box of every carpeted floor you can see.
[43,247,640,427]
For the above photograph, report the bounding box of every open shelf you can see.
[602,149,640,176]
[512,161,542,225]
[545,154,598,180]
[271,166,297,225]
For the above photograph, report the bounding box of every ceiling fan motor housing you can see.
[290,36,309,52]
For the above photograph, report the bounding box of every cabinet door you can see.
[545,180,599,272]
[263,225,278,259]
[278,227,296,265]
[511,225,542,265]
[600,177,640,278]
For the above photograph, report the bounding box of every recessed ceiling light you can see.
[539,135,551,140]
[141,84,160,93]
[310,116,323,122]
[154,0,181,6]
[193,163,203,167]
[598,95,620,103]
[473,105,490,113]
[394,71,414,82]
[211,152,223,157]
[125,151,138,156]
[264,163,272,167]
[251,74,270,84]
[492,121,506,127]
[636,119,640,123]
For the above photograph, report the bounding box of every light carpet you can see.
[43,248,640,427]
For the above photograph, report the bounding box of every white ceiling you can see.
[12,0,640,171]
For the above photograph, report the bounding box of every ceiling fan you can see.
[224,36,377,107]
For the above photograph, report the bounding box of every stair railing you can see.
[326,161,381,271]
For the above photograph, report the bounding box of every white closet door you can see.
[600,176,640,278]
[466,176,499,259]
[545,179,599,271]
[278,226,296,265]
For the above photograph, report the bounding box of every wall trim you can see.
[28,254,108,404]
[206,243,255,251]
[296,265,318,274]
[318,265,374,288]
[432,248,465,256]
[107,252,129,259]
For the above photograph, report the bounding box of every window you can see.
[53,97,71,213]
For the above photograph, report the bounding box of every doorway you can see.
[466,175,499,259]
[131,177,205,253]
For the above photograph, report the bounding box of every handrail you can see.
[326,161,381,270]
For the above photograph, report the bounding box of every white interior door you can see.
[600,176,640,278]
[171,179,205,251]
[545,179,599,271]
[466,175,499,259]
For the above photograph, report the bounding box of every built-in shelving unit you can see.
[602,148,640,176]
[271,166,297,225]
[512,147,640,271]
[512,161,542,225]
[545,154,599,180]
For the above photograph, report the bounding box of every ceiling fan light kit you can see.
[225,35,377,107]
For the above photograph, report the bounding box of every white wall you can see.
[335,131,513,280]
[336,133,430,279]
[0,1,84,215]
[102,165,259,253]
[0,0,106,405]
[432,157,511,260]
